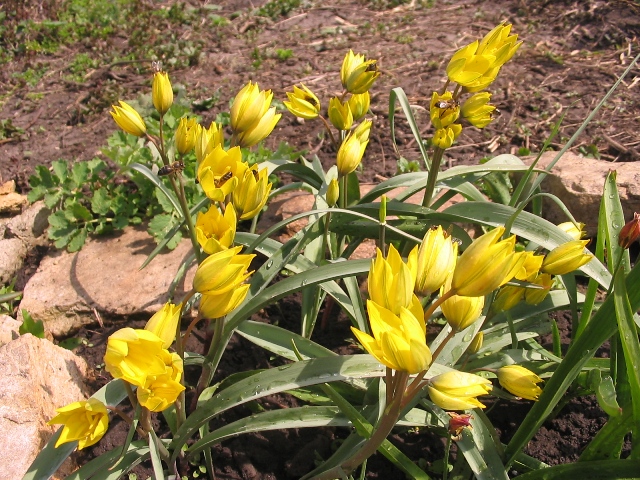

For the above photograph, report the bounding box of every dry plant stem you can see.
[124,381,138,410]
[312,372,410,480]
[319,115,339,149]
[432,328,457,362]
[423,288,454,322]
[105,405,147,437]
[421,146,445,207]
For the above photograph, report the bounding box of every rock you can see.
[0,191,27,214]
[524,152,640,236]
[0,237,28,285]
[0,180,16,195]
[18,226,197,337]
[0,334,88,479]
[0,314,22,347]
[5,200,50,247]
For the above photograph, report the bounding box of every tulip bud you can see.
[467,332,483,354]
[448,412,473,438]
[232,164,272,220]
[415,226,458,297]
[541,240,593,275]
[428,371,492,410]
[379,194,387,224]
[441,284,485,332]
[336,131,368,177]
[524,273,553,305]
[175,117,197,155]
[497,365,543,401]
[152,71,173,116]
[461,92,495,128]
[618,212,640,250]
[231,81,281,148]
[326,178,339,207]
[328,97,353,131]
[353,119,372,142]
[491,285,523,313]
[284,84,320,120]
[348,91,370,121]
[557,221,586,241]
[340,50,380,94]
[433,125,462,149]
[110,100,146,137]
[195,122,224,163]
[144,302,183,349]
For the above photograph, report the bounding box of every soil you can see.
[2,0,639,478]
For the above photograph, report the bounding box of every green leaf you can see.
[511,459,640,479]
[71,202,92,221]
[91,187,111,215]
[27,185,47,203]
[51,160,69,183]
[33,165,55,188]
[71,161,89,186]
[43,191,62,209]
[66,228,88,252]
[19,309,44,338]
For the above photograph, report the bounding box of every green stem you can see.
[319,115,339,150]
[170,173,203,264]
[421,146,444,207]
[193,317,226,405]
[443,434,452,480]
[431,328,457,363]
[423,288,454,323]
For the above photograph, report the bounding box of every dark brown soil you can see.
[2,0,639,478]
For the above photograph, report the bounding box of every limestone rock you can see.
[0,191,27,214]
[0,334,88,479]
[0,314,21,347]
[524,152,640,236]
[18,226,197,337]
[0,237,28,285]
[5,200,50,247]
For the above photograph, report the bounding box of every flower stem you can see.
[422,146,445,207]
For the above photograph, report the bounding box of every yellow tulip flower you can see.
[368,245,422,319]
[326,178,339,207]
[195,122,224,163]
[199,285,251,318]
[430,91,460,129]
[461,92,496,128]
[476,23,522,69]
[353,118,373,142]
[197,145,242,202]
[48,398,109,449]
[348,91,370,121]
[152,71,173,116]
[110,100,146,137]
[336,131,368,177]
[284,84,320,120]
[230,81,281,147]
[175,117,198,155]
[328,97,353,131]
[351,300,432,374]
[557,221,586,241]
[497,365,543,401]
[451,227,523,297]
[440,276,485,331]
[136,351,185,412]
[467,332,483,354]
[432,124,462,149]
[541,240,593,275]
[144,302,183,349]
[524,273,553,305]
[428,371,493,410]
[193,245,255,296]
[196,204,237,255]
[104,328,167,387]
[232,163,272,220]
[340,50,380,94]
[415,226,458,297]
[491,285,523,313]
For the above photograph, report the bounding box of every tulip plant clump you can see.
[29,23,640,480]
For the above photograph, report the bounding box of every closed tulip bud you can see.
[195,204,237,254]
[433,124,462,149]
[231,81,281,147]
[461,92,496,128]
[193,245,255,297]
[430,91,460,129]
[197,145,242,202]
[451,227,523,297]
[199,285,250,318]
[353,118,373,142]
[441,279,485,332]
[491,285,523,313]
[368,245,422,319]
[110,100,146,137]
[514,251,545,281]
[541,240,593,275]
[524,273,553,305]
[104,328,168,387]
[557,221,586,241]
[467,332,483,354]
[340,50,380,94]
[379,194,387,224]
[232,163,272,220]
[348,91,370,121]
[175,117,197,155]
[326,178,339,207]
[351,300,432,374]
[497,365,543,401]
[428,371,493,410]
[144,302,183,349]
[415,226,458,297]
[152,71,173,116]
[336,131,368,177]
[618,212,640,249]
[328,97,353,131]
[284,84,320,120]
[195,122,224,163]
[48,398,109,449]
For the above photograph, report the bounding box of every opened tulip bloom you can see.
[197,145,242,202]
[284,84,320,119]
[110,101,146,137]
[340,50,380,94]
[541,240,593,275]
[196,204,237,255]
[232,163,273,220]
[497,365,543,400]
[351,301,432,374]
[415,226,458,297]
[430,91,460,129]
[428,371,493,410]
[104,328,167,387]
[48,398,109,449]
[557,221,586,241]
[144,302,183,349]
[137,351,185,412]
[451,227,523,297]
[152,71,173,115]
